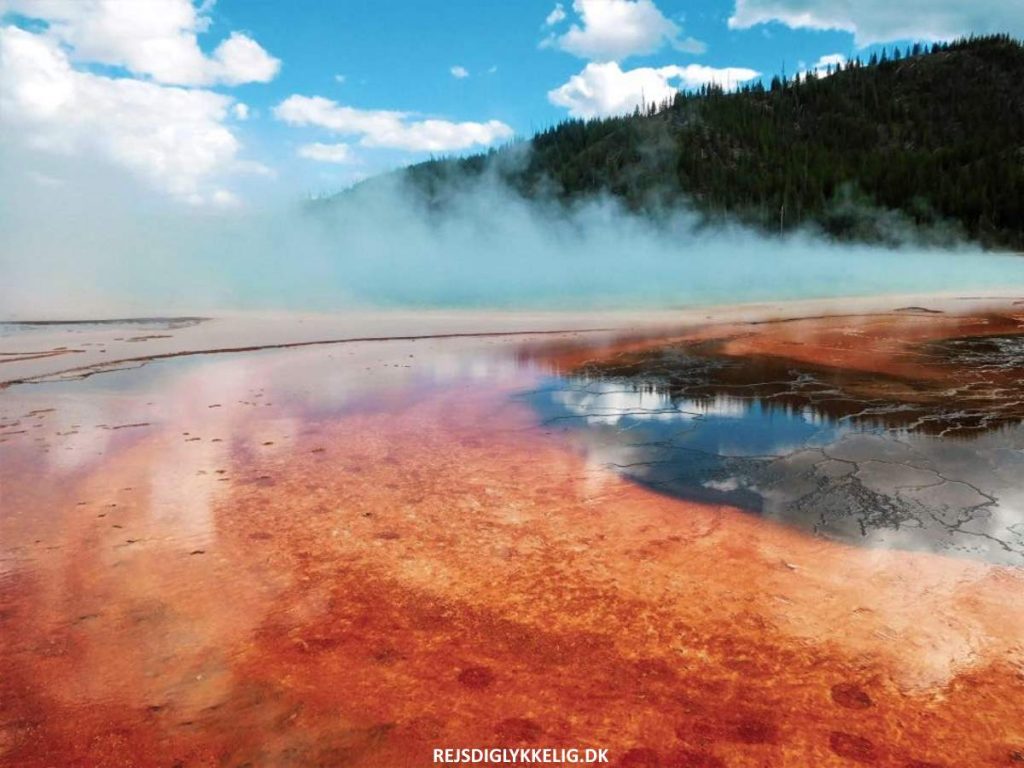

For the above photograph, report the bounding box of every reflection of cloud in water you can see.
[532,373,1024,565]
[147,434,220,546]
[42,398,116,472]
[551,382,758,425]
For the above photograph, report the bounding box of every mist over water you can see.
[3,165,1024,318]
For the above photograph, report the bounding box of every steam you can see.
[3,148,1024,319]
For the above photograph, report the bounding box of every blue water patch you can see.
[525,377,853,511]
[522,346,1024,564]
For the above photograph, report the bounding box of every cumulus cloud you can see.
[450,65,469,78]
[728,0,1024,46]
[543,0,705,61]
[0,0,280,85]
[274,95,514,152]
[297,142,354,164]
[549,61,759,118]
[0,25,247,204]
[208,30,280,85]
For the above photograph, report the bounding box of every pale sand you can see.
[3,290,1022,385]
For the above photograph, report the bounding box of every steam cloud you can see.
[3,148,1024,319]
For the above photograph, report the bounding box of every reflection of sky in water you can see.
[4,339,552,485]
[533,379,851,510]
[8,335,1024,566]
[0,338,552,583]
[529,375,1024,565]
[549,382,846,456]
[21,340,542,408]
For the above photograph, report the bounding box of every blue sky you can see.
[2,0,1023,207]
[208,0,857,195]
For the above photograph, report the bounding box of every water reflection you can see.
[529,336,1024,564]
[2,318,1024,766]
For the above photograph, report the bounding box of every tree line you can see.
[371,35,1024,249]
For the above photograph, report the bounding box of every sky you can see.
[2,0,1024,209]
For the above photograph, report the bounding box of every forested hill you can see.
[381,35,1024,248]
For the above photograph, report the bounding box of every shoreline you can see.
[3,290,1023,388]
[1,294,1023,766]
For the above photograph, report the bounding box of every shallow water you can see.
[528,330,1024,564]
[1,308,1023,767]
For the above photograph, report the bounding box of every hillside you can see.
[382,35,1024,248]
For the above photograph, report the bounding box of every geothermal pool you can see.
[1,298,1022,767]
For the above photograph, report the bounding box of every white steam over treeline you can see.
[3,152,1024,319]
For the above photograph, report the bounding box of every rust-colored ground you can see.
[530,307,1024,434]
[1,310,1023,767]
[534,307,1024,380]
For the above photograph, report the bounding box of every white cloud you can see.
[813,53,846,69]
[297,142,354,164]
[807,52,846,75]
[792,53,846,81]
[274,95,514,152]
[0,0,280,85]
[728,0,1024,46]
[450,65,469,78]
[334,73,346,84]
[209,30,280,85]
[548,61,759,118]
[545,3,567,26]
[0,24,245,203]
[232,102,250,120]
[543,0,705,61]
